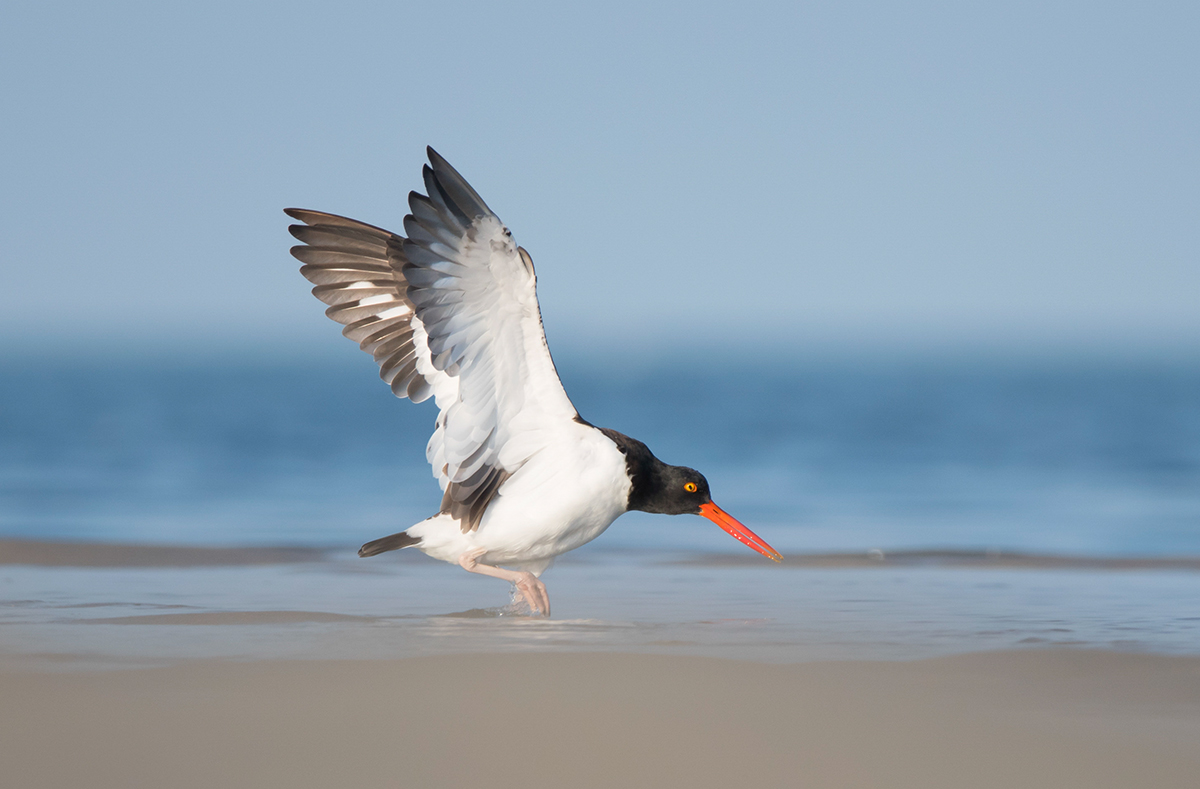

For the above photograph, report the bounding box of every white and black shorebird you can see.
[286,148,781,616]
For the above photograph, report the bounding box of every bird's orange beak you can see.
[699,501,783,562]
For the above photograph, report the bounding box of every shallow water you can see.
[3,549,1200,667]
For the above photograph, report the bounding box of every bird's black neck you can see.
[595,426,668,513]
[576,414,705,515]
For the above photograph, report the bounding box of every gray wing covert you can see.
[401,149,519,532]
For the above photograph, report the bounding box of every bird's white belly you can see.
[408,427,631,569]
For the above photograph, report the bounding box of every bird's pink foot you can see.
[457,548,551,617]
[512,571,550,617]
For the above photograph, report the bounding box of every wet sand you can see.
[677,549,1200,570]
[6,537,1200,571]
[4,538,1200,786]
[0,538,324,567]
[3,649,1199,789]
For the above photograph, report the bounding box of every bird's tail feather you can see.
[358,530,421,557]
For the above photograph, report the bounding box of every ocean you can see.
[2,351,1199,663]
[3,352,1198,555]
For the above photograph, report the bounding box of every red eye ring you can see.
[684,482,697,493]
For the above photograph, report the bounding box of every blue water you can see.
[2,352,1198,557]
[3,352,1200,663]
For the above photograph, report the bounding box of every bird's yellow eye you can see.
[684,482,697,493]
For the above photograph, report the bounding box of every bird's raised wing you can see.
[287,148,578,532]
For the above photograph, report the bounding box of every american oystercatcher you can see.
[286,148,781,615]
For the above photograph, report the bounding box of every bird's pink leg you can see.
[458,548,550,617]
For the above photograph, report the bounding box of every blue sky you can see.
[2,1,1197,360]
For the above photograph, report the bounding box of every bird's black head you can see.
[597,425,782,562]
[638,463,712,515]
[595,426,704,514]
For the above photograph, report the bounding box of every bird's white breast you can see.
[409,422,631,568]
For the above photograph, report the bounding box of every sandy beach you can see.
[3,649,1199,788]
[4,538,1200,786]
